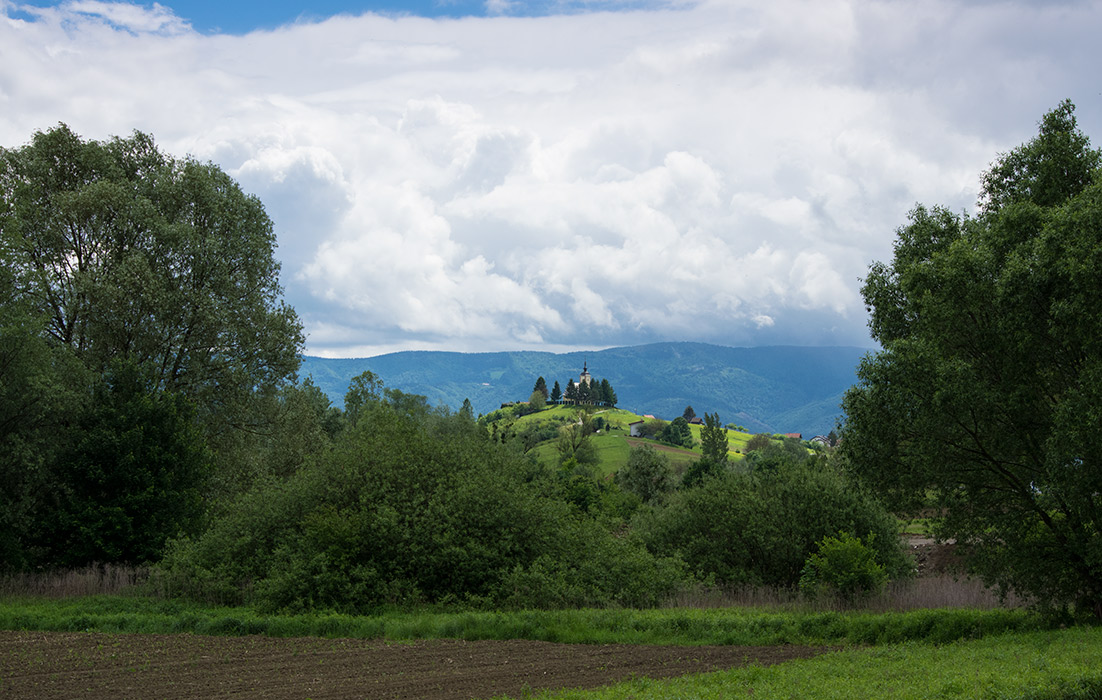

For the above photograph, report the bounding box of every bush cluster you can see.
[633,461,909,588]
[163,396,908,612]
[161,405,683,612]
[799,531,889,602]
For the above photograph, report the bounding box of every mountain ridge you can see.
[299,342,873,437]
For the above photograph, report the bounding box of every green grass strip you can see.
[494,627,1102,700]
[0,596,1049,646]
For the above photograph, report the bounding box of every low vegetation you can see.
[502,627,1102,700]
[0,595,1050,646]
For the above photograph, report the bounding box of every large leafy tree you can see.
[556,412,598,466]
[0,124,303,428]
[618,444,673,504]
[344,370,384,427]
[0,264,88,569]
[841,101,1102,617]
[0,125,305,567]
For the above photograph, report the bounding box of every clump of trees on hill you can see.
[531,372,616,408]
[566,377,617,407]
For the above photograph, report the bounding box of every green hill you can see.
[498,404,761,477]
[299,342,870,437]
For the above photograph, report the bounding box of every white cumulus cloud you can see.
[3,0,1101,356]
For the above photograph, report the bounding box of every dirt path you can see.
[0,630,826,699]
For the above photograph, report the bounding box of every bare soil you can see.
[902,534,966,577]
[0,630,825,699]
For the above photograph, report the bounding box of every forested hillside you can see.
[301,344,869,437]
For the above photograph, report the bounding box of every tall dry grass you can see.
[0,564,150,598]
[666,574,1027,612]
[2,566,1027,617]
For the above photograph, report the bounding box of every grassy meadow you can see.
[494,626,1102,700]
[512,404,755,475]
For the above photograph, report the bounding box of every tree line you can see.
[528,373,618,408]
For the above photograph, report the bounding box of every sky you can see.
[2,0,1100,358]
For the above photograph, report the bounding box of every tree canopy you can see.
[658,416,693,448]
[38,360,211,567]
[0,124,303,424]
[841,100,1102,617]
[0,124,304,569]
[618,444,673,504]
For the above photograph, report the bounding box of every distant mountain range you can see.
[299,343,874,438]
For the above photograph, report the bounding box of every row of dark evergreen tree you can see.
[532,375,617,407]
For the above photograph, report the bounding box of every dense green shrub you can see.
[36,361,211,567]
[161,405,684,612]
[634,461,908,587]
[657,417,693,448]
[680,456,724,488]
[744,436,811,470]
[496,518,686,609]
[799,531,889,602]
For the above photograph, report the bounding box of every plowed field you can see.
[1,630,825,699]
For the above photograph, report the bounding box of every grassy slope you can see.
[514,405,755,476]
